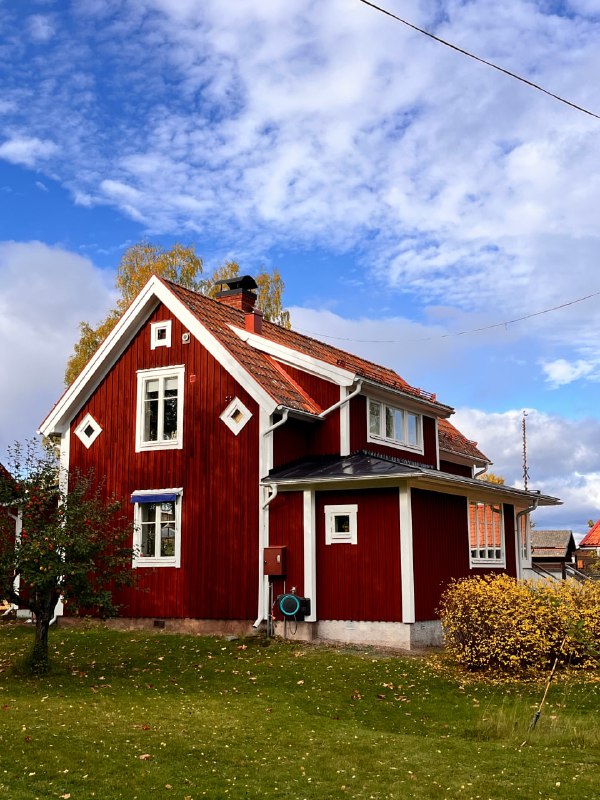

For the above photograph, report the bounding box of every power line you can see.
[358,0,600,121]
[296,288,600,344]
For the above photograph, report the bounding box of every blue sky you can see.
[1,0,600,533]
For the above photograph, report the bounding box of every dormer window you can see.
[367,398,423,452]
[151,320,172,349]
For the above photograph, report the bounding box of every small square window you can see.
[74,413,102,449]
[220,397,252,436]
[150,320,172,349]
[325,504,358,545]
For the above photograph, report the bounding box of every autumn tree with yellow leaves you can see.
[64,243,290,386]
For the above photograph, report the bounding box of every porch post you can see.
[399,484,415,623]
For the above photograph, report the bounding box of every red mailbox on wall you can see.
[264,546,287,576]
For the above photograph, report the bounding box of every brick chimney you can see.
[215,275,263,333]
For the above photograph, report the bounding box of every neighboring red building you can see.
[39,275,560,647]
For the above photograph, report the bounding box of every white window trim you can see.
[366,398,424,454]
[135,365,185,452]
[325,504,358,545]
[220,397,252,436]
[468,499,506,568]
[517,512,531,569]
[74,413,103,449]
[132,488,183,568]
[150,320,172,349]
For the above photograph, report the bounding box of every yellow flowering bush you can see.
[439,574,600,672]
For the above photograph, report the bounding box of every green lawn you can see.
[0,624,599,799]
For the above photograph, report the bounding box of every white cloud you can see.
[28,14,56,41]
[0,136,58,167]
[0,242,114,456]
[541,357,599,387]
[453,407,600,534]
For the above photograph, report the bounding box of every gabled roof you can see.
[167,281,452,415]
[438,419,489,464]
[531,530,576,558]
[579,520,600,548]
[40,276,482,468]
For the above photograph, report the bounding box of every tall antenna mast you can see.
[522,411,529,490]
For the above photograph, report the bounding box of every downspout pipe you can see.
[263,408,289,436]
[318,380,363,419]
[516,491,540,571]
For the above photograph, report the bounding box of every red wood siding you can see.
[69,302,260,620]
[349,395,437,466]
[267,492,305,614]
[411,489,517,621]
[440,460,472,477]
[316,489,401,622]
[272,368,341,467]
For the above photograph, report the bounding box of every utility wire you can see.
[358,0,600,121]
[296,288,600,344]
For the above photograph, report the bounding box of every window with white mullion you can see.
[367,398,423,452]
[469,500,505,566]
[136,366,184,452]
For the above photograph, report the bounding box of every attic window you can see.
[74,413,102,449]
[151,320,172,349]
[220,397,252,436]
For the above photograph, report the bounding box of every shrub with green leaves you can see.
[439,573,600,672]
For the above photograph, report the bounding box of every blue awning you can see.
[130,493,178,504]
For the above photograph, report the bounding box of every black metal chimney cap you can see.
[214,275,258,292]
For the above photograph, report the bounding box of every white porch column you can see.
[303,490,317,621]
[399,484,415,624]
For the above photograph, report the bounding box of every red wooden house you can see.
[39,276,560,648]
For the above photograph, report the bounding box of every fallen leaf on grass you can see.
[139,753,152,760]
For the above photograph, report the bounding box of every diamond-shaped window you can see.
[74,413,103,449]
[220,398,252,436]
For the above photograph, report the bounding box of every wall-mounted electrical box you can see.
[264,546,287,576]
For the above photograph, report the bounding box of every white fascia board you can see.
[361,379,453,418]
[230,325,356,387]
[439,448,489,468]
[40,277,163,436]
[40,277,278,437]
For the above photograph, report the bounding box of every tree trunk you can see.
[29,594,59,675]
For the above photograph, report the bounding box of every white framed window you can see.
[150,320,172,349]
[135,365,185,452]
[517,512,531,567]
[325,504,358,545]
[220,397,252,436]
[469,500,505,567]
[367,398,423,452]
[131,489,182,568]
[74,413,103,449]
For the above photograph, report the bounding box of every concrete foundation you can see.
[274,619,443,650]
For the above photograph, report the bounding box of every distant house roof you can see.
[531,530,576,559]
[579,519,600,548]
